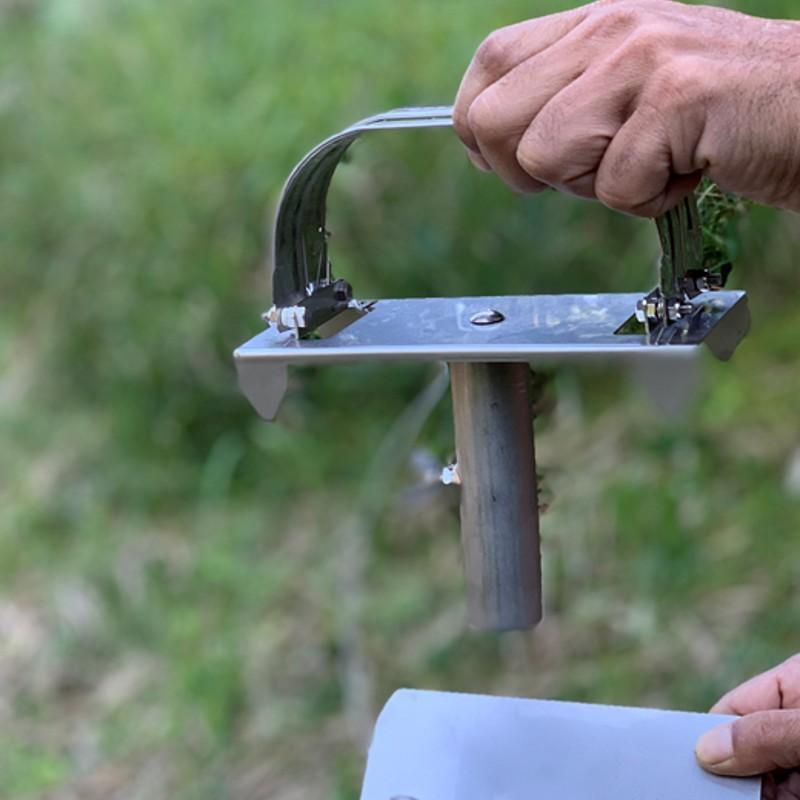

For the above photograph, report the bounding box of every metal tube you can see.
[449,362,542,631]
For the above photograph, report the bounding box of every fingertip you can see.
[696,722,736,774]
[466,148,493,173]
[509,179,550,196]
[709,698,735,715]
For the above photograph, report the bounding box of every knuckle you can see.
[516,139,558,185]
[619,26,667,65]
[473,30,513,76]
[466,91,503,142]
[594,5,646,34]
[776,657,800,707]
[516,106,566,179]
[646,56,710,111]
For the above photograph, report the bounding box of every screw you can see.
[470,309,505,326]
[441,463,461,486]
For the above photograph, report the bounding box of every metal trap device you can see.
[235,106,750,631]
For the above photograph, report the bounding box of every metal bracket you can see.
[235,291,750,419]
[239,107,751,631]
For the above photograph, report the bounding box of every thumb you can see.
[696,710,800,776]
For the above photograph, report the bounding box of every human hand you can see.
[453,0,800,217]
[696,655,800,799]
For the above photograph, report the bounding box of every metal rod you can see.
[449,362,542,631]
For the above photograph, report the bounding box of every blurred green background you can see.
[2,0,800,797]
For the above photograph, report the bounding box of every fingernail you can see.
[696,723,735,766]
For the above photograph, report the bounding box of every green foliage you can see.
[697,179,750,274]
[3,1,800,798]
[0,741,69,797]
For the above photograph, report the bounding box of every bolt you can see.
[470,309,505,326]
[441,463,461,486]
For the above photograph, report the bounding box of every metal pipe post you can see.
[449,362,542,631]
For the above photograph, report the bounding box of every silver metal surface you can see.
[235,361,288,422]
[656,194,703,299]
[360,689,762,800]
[235,291,750,419]
[239,292,748,364]
[450,363,542,630]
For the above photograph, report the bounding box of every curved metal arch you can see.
[271,106,454,330]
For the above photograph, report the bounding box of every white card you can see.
[361,689,761,800]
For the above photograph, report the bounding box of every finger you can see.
[512,57,642,199]
[712,656,800,715]
[764,770,800,800]
[463,20,601,194]
[466,148,492,173]
[592,101,702,217]
[453,6,592,152]
[696,710,800,776]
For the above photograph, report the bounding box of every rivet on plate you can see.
[470,309,505,326]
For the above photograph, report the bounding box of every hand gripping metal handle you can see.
[270,104,708,338]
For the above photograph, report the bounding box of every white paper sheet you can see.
[360,689,761,800]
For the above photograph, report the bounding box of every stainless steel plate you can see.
[235,291,750,419]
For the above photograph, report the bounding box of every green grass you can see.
[3,0,800,797]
